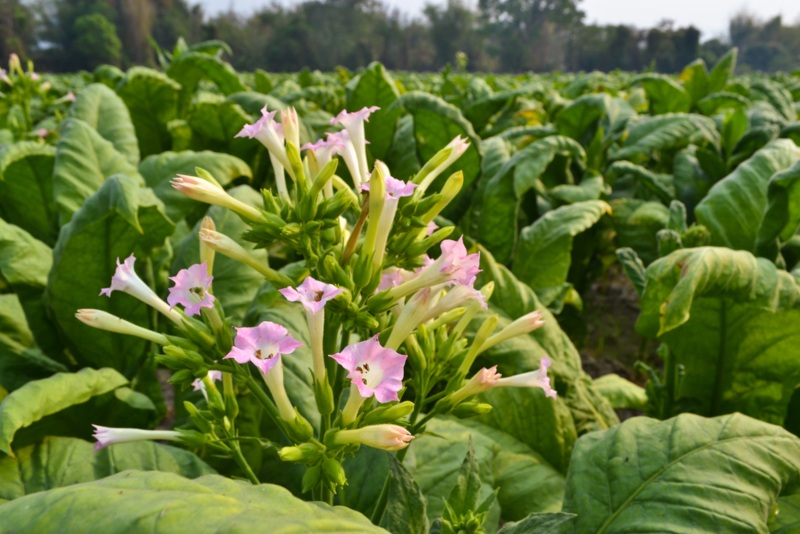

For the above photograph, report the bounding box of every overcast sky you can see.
[198,0,800,40]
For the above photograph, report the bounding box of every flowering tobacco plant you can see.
[76,105,555,515]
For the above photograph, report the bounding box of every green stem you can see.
[710,301,728,416]
[245,375,291,444]
[230,442,259,485]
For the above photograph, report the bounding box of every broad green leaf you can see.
[0,436,215,502]
[384,115,420,180]
[610,199,669,265]
[46,175,174,375]
[607,160,674,204]
[756,160,800,260]
[678,59,709,104]
[53,118,142,225]
[615,247,646,296]
[708,47,737,93]
[392,91,482,218]
[186,97,261,166]
[0,294,65,392]
[637,247,800,423]
[477,136,585,263]
[612,113,719,161]
[0,368,127,455]
[226,91,287,116]
[68,83,140,165]
[497,513,576,534]
[633,75,691,114]
[751,79,795,123]
[443,441,483,520]
[138,150,251,223]
[407,416,564,522]
[167,52,247,114]
[0,219,60,358]
[0,142,57,244]
[381,456,429,534]
[117,67,182,158]
[464,88,528,134]
[0,471,385,532]
[562,413,800,533]
[593,374,648,410]
[556,93,635,142]
[346,62,400,161]
[696,139,800,252]
[771,494,800,533]
[512,200,610,297]
[695,92,750,115]
[174,186,267,323]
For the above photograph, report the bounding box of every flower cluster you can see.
[77,105,556,505]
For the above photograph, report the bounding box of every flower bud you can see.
[329,424,414,451]
[171,174,265,222]
[199,217,216,277]
[301,464,322,494]
[322,457,347,488]
[75,309,170,345]
[279,443,321,463]
[452,402,493,418]
[363,401,415,425]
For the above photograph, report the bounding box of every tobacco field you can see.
[0,43,799,533]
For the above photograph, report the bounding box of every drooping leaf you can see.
[512,200,610,298]
[53,118,142,225]
[167,52,247,114]
[562,413,800,533]
[497,513,576,534]
[610,199,669,265]
[755,159,800,260]
[0,471,384,532]
[407,416,564,522]
[68,83,140,165]
[751,79,795,123]
[0,436,215,502]
[45,175,174,375]
[592,374,648,410]
[116,67,182,158]
[381,455,429,534]
[696,139,800,252]
[632,75,691,115]
[0,142,57,244]
[0,368,128,455]
[346,62,400,161]
[771,494,800,533]
[637,247,800,423]
[612,113,719,161]
[607,160,674,204]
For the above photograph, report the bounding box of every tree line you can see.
[1,0,796,73]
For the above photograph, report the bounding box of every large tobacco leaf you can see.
[562,413,800,533]
[68,83,140,165]
[45,175,174,375]
[0,368,127,455]
[0,142,58,245]
[755,159,800,260]
[116,67,182,158]
[0,436,214,503]
[167,52,247,114]
[53,118,143,225]
[696,139,800,252]
[0,471,385,533]
[612,113,719,161]
[637,247,800,424]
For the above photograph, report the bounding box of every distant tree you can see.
[0,0,36,59]
[72,12,122,68]
[424,0,485,70]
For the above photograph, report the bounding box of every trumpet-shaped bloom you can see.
[76,309,170,345]
[235,106,291,173]
[330,424,414,451]
[168,263,215,316]
[279,276,343,315]
[377,268,413,292]
[330,106,380,128]
[448,366,501,406]
[101,254,182,324]
[224,321,302,375]
[92,425,182,451]
[495,357,557,399]
[359,176,417,199]
[440,237,481,286]
[330,335,406,403]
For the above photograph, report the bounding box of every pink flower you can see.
[448,366,501,406]
[224,321,303,375]
[440,237,481,286]
[377,268,413,292]
[36,128,48,138]
[330,106,380,127]
[279,276,344,315]
[426,221,439,237]
[325,130,363,187]
[359,176,417,199]
[192,370,223,401]
[495,357,557,399]
[330,424,414,451]
[167,263,215,316]
[29,72,40,81]
[66,91,76,102]
[100,254,182,324]
[330,335,407,403]
[235,105,290,172]
[236,106,279,139]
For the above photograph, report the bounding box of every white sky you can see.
[199,0,800,39]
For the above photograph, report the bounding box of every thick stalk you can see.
[230,442,259,485]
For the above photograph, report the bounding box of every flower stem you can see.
[245,374,290,444]
[229,441,259,485]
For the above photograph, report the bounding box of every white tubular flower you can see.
[331,106,379,189]
[280,107,300,149]
[199,217,216,277]
[236,105,294,177]
[93,425,182,451]
[385,288,432,350]
[330,424,414,451]
[171,174,264,222]
[326,130,362,188]
[480,311,545,353]
[448,366,501,406]
[100,254,183,326]
[75,309,170,345]
[494,357,557,399]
